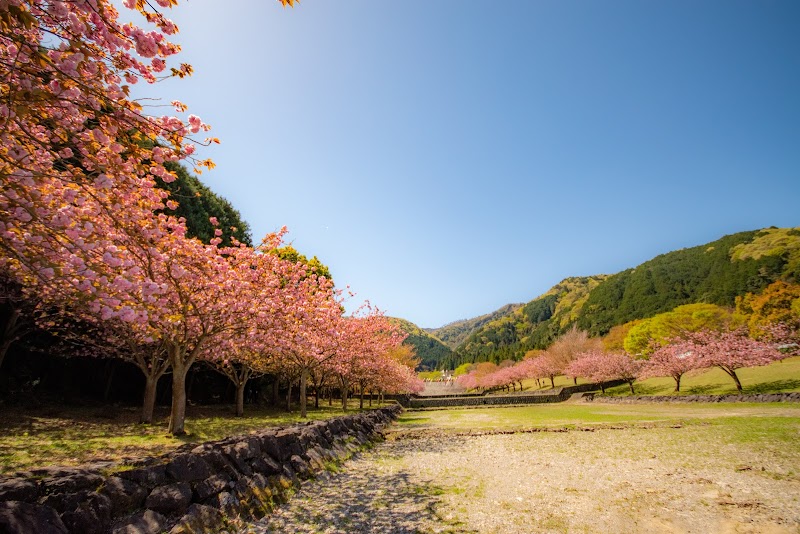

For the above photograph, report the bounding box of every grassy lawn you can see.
[505,356,800,396]
[398,401,800,435]
[0,401,381,475]
[606,355,800,396]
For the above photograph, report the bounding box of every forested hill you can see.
[431,227,800,369]
[439,276,607,368]
[389,318,453,371]
[425,303,523,349]
[575,228,800,335]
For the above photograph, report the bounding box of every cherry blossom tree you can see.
[526,354,562,389]
[330,309,406,411]
[640,341,699,392]
[687,328,783,392]
[566,350,643,394]
[547,326,602,376]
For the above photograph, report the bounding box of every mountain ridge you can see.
[400,227,800,370]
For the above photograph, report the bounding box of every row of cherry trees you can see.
[0,0,422,434]
[457,324,796,395]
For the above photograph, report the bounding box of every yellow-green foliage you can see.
[453,363,473,377]
[552,276,608,328]
[623,303,736,356]
[730,227,800,262]
[736,281,800,336]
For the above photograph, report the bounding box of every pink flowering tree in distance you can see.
[566,350,643,394]
[528,354,562,389]
[640,340,700,392]
[686,328,784,392]
[202,237,296,417]
[274,258,343,418]
[594,351,643,394]
[329,307,406,410]
[564,351,611,392]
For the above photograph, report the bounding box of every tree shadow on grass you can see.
[683,384,726,395]
[744,379,800,394]
[631,383,674,396]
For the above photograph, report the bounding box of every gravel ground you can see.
[242,424,800,534]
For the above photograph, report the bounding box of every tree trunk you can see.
[359,382,364,410]
[369,390,372,407]
[729,369,743,392]
[600,383,606,394]
[341,378,349,411]
[141,375,158,424]
[168,352,190,436]
[674,375,681,392]
[286,380,293,412]
[272,378,279,406]
[328,387,333,406]
[236,382,245,417]
[300,368,308,418]
[628,381,635,395]
[549,376,555,388]
[0,308,21,371]
[573,377,578,385]
[0,338,13,373]
[103,360,116,401]
[314,385,320,409]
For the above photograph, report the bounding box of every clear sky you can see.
[137,0,799,328]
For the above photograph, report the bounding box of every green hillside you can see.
[426,303,523,349]
[442,276,606,367]
[434,227,800,368]
[389,318,453,371]
[577,227,800,335]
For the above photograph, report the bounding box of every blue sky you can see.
[138,0,799,328]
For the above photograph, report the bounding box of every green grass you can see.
[398,402,800,434]
[0,401,384,475]
[604,355,800,396]
[484,356,800,397]
[397,403,800,476]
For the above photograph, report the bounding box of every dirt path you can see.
[242,424,800,533]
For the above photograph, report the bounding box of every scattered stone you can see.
[0,478,39,502]
[289,455,312,479]
[60,492,112,534]
[169,503,225,533]
[44,471,103,495]
[99,477,148,516]
[144,482,192,515]
[0,501,68,534]
[193,474,230,501]
[250,455,282,476]
[111,509,168,534]
[39,490,91,513]
[118,465,167,490]
[274,430,304,462]
[165,453,213,483]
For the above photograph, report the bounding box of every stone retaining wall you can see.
[584,392,800,404]
[0,405,402,534]
[407,382,625,409]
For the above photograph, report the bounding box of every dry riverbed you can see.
[243,406,800,533]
